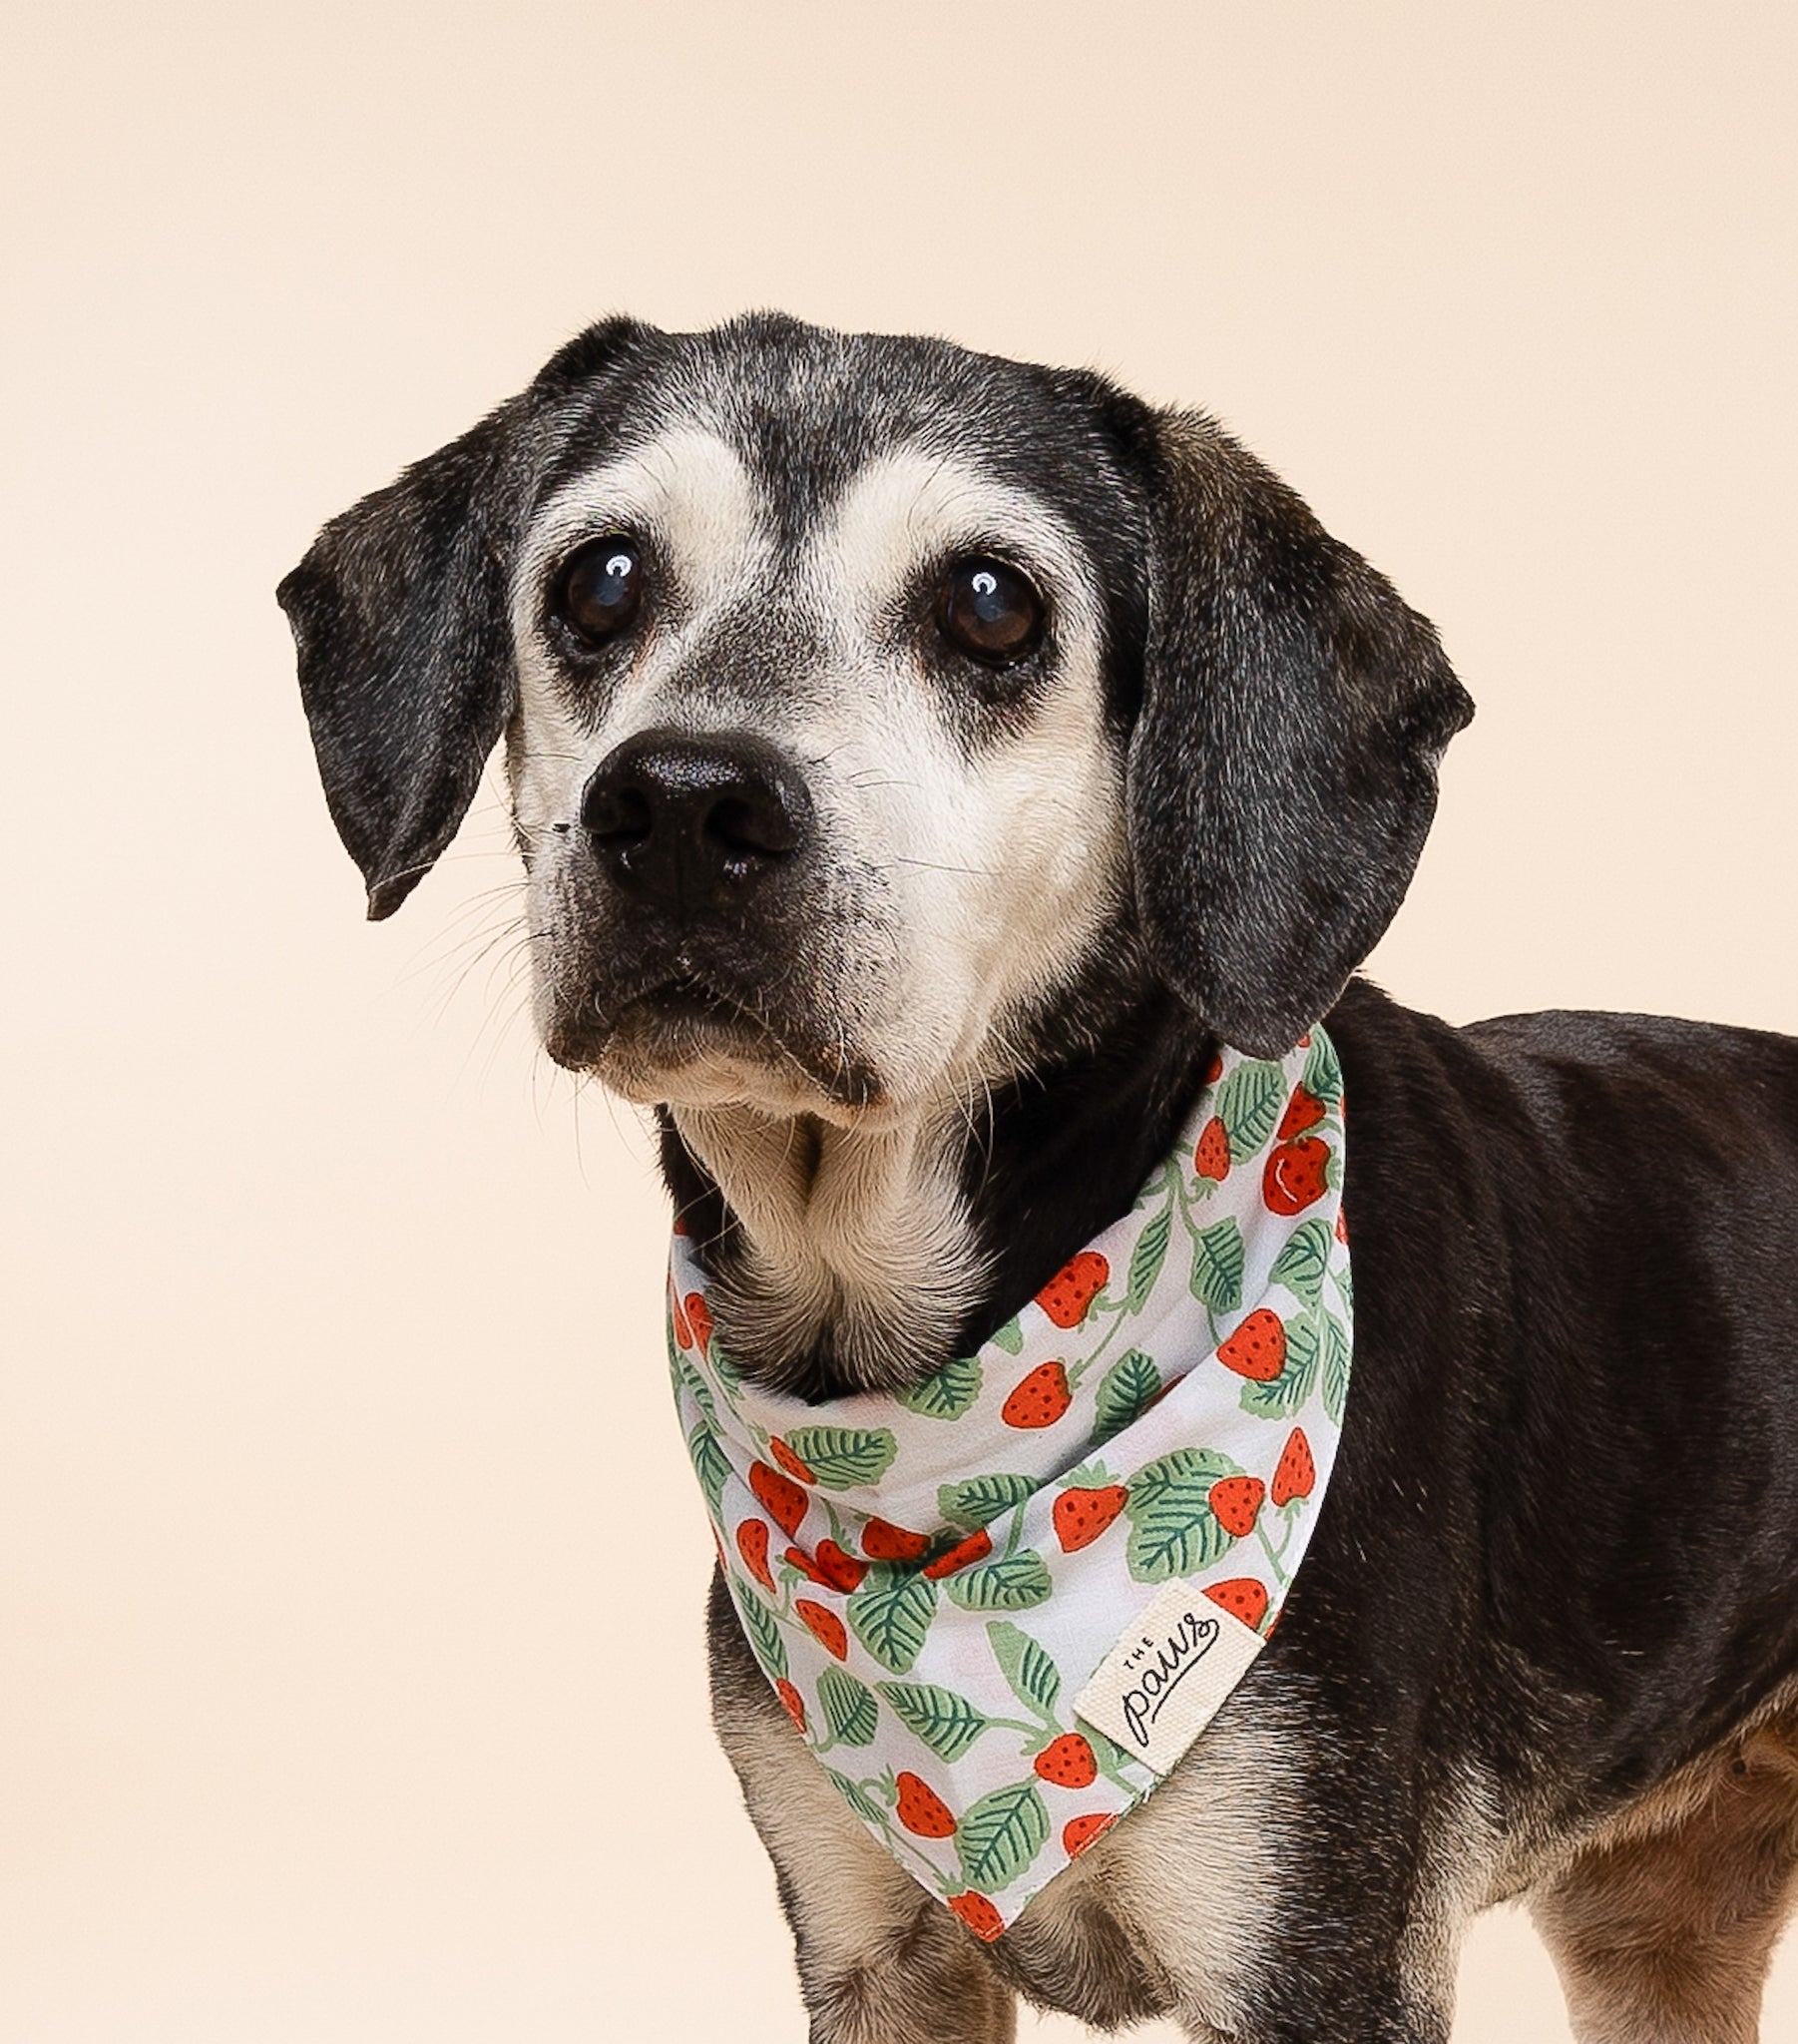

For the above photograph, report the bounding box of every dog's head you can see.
[281,314,1471,1123]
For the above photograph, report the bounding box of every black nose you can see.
[580,729,813,915]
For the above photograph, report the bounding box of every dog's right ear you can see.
[277,316,646,919]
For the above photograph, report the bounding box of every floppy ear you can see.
[277,316,647,919]
[277,403,530,919]
[1126,411,1474,1055]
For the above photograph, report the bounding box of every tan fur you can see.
[713,1688,1018,2044]
[1532,1700,1798,2044]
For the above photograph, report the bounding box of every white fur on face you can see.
[509,431,1127,1123]
[792,448,1126,1107]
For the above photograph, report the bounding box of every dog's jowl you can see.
[283,314,1798,2044]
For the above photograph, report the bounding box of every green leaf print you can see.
[1091,1350,1163,1448]
[825,1769,886,1824]
[1268,1219,1332,1308]
[946,1549,1054,1612]
[1124,1447,1238,1582]
[1216,1059,1287,1162]
[956,1780,1051,1891]
[1303,1030,1343,1107]
[687,1423,730,1513]
[1238,1307,1322,1419]
[1125,1207,1172,1311]
[732,1580,788,1680]
[817,1667,879,1746]
[674,1351,717,1425]
[991,1316,1025,1355]
[846,1572,938,1673]
[781,1426,898,1489]
[938,1472,1039,1530]
[877,1682,991,1761]
[987,1621,1061,1718]
[1189,1216,1245,1310]
[1320,1306,1351,1425]
[898,1354,983,1421]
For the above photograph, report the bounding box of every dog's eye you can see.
[555,537,643,644]
[937,558,1044,666]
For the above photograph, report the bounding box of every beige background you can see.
[3,2,1795,2037]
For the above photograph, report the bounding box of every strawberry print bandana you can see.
[667,1032,1351,1940]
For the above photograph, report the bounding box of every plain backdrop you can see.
[3,3,1795,2038]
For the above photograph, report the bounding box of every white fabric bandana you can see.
[668,1031,1352,1940]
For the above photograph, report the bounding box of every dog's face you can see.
[508,332,1152,1125]
[282,315,1472,1106]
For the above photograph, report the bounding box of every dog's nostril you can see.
[581,779,654,847]
[707,793,799,859]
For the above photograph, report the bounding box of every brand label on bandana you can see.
[666,1032,1351,1940]
[1075,1578,1266,1776]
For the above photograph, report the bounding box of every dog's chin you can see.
[549,982,894,1126]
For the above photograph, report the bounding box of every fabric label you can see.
[1074,1579,1266,1776]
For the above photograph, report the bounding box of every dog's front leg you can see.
[706,1572,1018,2044]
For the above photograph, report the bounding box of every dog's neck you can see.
[659,980,1213,1399]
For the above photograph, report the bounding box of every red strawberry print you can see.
[1216,1308,1287,1381]
[1063,1811,1117,1858]
[1036,1251,1110,1328]
[1034,1733,1098,1788]
[1193,1116,1231,1182]
[923,1528,993,1579]
[1336,1208,1350,1245]
[1053,1483,1128,1553]
[749,1460,810,1537]
[947,1890,1006,1940]
[815,1539,869,1591]
[1208,1474,1265,1538]
[794,1599,849,1661]
[1204,1577,1270,1630]
[774,1678,806,1731]
[683,1292,712,1353]
[1002,1360,1073,1429]
[1202,1048,1224,1085]
[735,1518,776,1592]
[769,1435,816,1484]
[671,1285,693,1350]
[1271,1426,1317,1506]
[786,1540,868,1592]
[1276,1086,1325,1142]
[1263,1136,1330,1216]
[862,1517,930,1562]
[895,1771,958,1837]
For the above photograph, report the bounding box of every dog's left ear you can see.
[1125,410,1475,1055]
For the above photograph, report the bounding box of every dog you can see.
[281,312,1798,2043]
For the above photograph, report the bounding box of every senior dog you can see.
[281,314,1798,2044]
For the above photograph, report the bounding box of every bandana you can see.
[667,1031,1351,1939]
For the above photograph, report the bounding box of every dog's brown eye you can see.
[556,536,643,643]
[937,558,1044,665]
